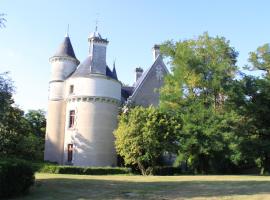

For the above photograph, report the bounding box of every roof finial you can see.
[95,20,98,32]
[65,24,69,37]
[95,13,99,32]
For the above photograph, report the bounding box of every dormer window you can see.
[69,85,74,94]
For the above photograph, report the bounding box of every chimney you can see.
[135,67,143,82]
[152,44,160,61]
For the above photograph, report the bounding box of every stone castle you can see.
[44,30,168,166]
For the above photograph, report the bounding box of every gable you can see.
[130,56,169,107]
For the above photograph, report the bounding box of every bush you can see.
[152,166,182,175]
[36,163,132,175]
[0,158,35,198]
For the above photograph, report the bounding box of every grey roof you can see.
[53,36,77,59]
[71,55,117,80]
[71,56,91,77]
[112,63,118,80]
[130,55,169,101]
[106,66,118,80]
[121,86,134,100]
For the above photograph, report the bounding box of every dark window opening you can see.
[69,85,74,94]
[67,144,73,162]
[69,110,75,128]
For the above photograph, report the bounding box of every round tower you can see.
[44,34,79,164]
[63,31,121,166]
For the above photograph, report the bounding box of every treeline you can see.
[114,33,270,175]
[0,72,46,161]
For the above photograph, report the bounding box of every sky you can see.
[0,0,270,111]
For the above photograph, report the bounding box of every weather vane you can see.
[95,13,99,31]
[66,24,69,37]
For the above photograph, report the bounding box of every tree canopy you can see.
[114,106,182,175]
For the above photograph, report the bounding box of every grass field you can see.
[13,173,270,200]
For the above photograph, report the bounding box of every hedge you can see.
[152,166,182,175]
[34,163,132,175]
[0,158,35,198]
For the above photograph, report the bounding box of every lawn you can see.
[13,173,270,200]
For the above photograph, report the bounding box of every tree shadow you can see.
[15,177,270,200]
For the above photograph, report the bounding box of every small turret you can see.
[44,33,79,164]
[49,35,79,81]
[112,61,118,80]
[88,28,108,75]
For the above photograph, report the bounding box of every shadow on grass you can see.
[15,178,270,200]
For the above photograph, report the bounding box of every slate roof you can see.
[71,56,92,78]
[53,36,77,59]
[71,55,118,80]
[121,86,134,100]
[129,55,169,101]
[106,66,118,80]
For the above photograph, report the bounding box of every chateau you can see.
[44,30,168,166]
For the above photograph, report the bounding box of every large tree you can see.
[0,73,45,160]
[114,106,182,175]
[160,33,242,173]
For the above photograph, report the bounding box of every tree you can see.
[24,109,46,160]
[230,75,270,174]
[114,106,182,175]
[248,43,270,76]
[0,73,30,157]
[0,73,45,160]
[160,33,242,173]
[25,109,46,139]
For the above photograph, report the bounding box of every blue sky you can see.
[0,0,270,111]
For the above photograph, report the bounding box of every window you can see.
[69,85,74,94]
[69,110,75,128]
[67,144,73,162]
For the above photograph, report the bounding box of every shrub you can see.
[152,166,182,175]
[0,158,35,198]
[36,163,132,175]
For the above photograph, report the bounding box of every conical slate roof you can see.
[112,63,118,80]
[53,35,77,59]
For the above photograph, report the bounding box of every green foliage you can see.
[230,76,270,174]
[0,73,46,161]
[0,158,35,198]
[160,33,242,173]
[152,166,182,175]
[34,163,132,175]
[24,109,46,160]
[114,106,182,175]
[247,43,270,76]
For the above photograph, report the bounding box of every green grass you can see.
[13,173,270,200]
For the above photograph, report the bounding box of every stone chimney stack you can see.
[152,44,160,61]
[135,67,143,82]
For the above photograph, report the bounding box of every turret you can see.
[88,29,108,74]
[49,34,79,82]
[44,34,79,164]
